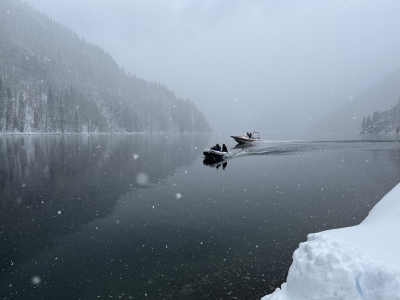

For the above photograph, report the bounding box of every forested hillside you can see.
[309,68,400,133]
[0,0,211,133]
[360,100,400,134]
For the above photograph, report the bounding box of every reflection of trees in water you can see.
[0,134,209,276]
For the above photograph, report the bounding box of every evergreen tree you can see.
[389,105,397,126]
[65,88,77,133]
[12,100,18,132]
[33,102,40,131]
[72,111,80,133]
[372,110,380,124]
[0,78,4,131]
[58,92,65,133]
[5,87,13,132]
[18,92,26,132]
[366,115,372,128]
[397,100,400,126]
[361,117,366,131]
[47,88,56,132]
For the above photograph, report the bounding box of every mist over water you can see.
[2,1,400,298]
[19,0,400,133]
[1,134,400,299]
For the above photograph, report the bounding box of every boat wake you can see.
[203,139,400,170]
[228,139,400,159]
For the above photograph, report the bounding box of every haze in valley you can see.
[22,0,400,134]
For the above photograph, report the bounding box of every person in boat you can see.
[211,144,221,151]
[222,144,228,152]
[249,132,252,138]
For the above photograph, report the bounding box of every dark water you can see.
[1,134,400,300]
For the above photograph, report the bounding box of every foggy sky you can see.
[22,0,400,134]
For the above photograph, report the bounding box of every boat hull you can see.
[203,149,231,160]
[230,135,262,144]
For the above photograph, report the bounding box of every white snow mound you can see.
[262,183,400,300]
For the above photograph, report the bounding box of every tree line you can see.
[0,77,211,133]
[361,98,400,134]
[0,0,211,134]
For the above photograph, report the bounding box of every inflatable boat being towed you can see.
[203,149,233,160]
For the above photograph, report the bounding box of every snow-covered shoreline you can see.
[263,183,400,300]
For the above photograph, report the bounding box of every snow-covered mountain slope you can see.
[310,68,400,134]
[0,0,211,133]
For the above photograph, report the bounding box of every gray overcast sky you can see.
[22,0,400,134]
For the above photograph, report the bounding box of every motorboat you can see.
[230,131,262,144]
[203,149,233,160]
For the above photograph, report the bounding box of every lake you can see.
[1,133,400,300]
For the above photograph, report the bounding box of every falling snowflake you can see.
[136,173,149,185]
[31,276,41,285]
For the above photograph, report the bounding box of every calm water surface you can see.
[1,134,400,299]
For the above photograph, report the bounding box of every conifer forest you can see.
[0,1,211,134]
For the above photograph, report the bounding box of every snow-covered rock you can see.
[263,183,400,300]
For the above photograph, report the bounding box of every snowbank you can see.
[263,183,400,300]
